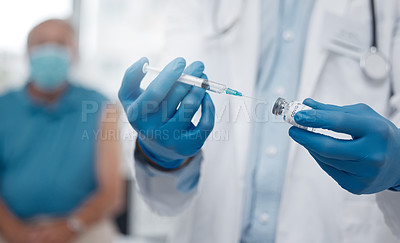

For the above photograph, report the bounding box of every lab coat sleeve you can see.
[120,114,202,216]
[134,146,202,216]
[376,3,400,239]
[376,191,400,239]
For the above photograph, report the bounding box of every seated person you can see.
[0,19,123,243]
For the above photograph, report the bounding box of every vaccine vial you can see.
[272,97,315,132]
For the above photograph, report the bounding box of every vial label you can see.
[282,102,316,132]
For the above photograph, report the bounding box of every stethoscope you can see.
[360,0,390,82]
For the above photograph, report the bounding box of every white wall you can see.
[77,0,169,100]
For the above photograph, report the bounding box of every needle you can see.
[241,94,266,102]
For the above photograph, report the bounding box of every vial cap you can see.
[272,97,286,116]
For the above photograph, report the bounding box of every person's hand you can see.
[119,57,215,169]
[288,98,400,194]
[32,220,76,243]
[2,223,41,243]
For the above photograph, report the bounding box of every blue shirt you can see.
[0,84,107,219]
[240,0,315,242]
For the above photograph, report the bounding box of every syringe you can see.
[142,63,244,97]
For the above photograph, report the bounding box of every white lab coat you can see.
[132,0,400,242]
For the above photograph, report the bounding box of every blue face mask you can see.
[29,44,72,91]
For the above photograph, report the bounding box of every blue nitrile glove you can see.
[288,98,400,194]
[118,57,215,170]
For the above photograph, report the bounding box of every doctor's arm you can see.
[119,58,215,216]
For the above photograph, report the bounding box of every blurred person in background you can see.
[0,19,123,243]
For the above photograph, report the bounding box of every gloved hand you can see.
[289,98,400,194]
[119,57,215,169]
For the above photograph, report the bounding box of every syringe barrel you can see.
[143,63,227,94]
[204,80,227,94]
[178,74,205,87]
[178,75,226,94]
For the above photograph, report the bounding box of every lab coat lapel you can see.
[297,0,349,100]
